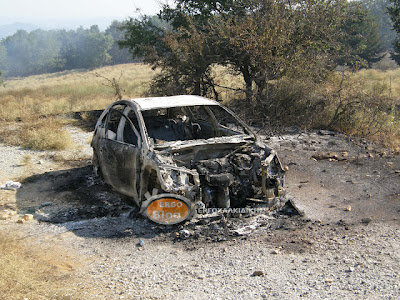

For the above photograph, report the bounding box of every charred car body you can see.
[91,95,285,224]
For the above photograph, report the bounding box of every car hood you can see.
[153,136,271,171]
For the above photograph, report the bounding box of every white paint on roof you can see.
[129,95,219,110]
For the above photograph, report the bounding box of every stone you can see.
[2,181,21,190]
[22,214,34,221]
[271,249,280,255]
[361,217,372,224]
[312,152,339,161]
[345,205,352,212]
[347,267,355,272]
[378,151,387,157]
[325,278,333,284]
[0,213,9,220]
[16,219,24,224]
[179,229,191,239]
[319,130,336,136]
[252,270,264,276]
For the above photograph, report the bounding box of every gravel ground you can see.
[2,214,399,299]
[1,126,399,299]
[0,125,92,183]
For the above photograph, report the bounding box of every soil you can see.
[1,123,399,299]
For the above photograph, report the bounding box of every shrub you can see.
[20,120,74,150]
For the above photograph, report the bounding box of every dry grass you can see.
[20,121,74,151]
[224,67,400,150]
[0,119,74,151]
[319,70,400,151]
[0,63,156,150]
[0,231,80,300]
[356,68,400,99]
[0,63,399,150]
[211,64,244,101]
[0,63,155,122]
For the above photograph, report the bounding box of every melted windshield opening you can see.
[141,105,252,145]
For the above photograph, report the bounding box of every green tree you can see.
[29,29,65,73]
[60,26,113,70]
[0,70,4,87]
[119,15,170,63]
[388,0,400,62]
[362,0,396,51]
[1,30,32,76]
[0,26,117,77]
[105,20,135,65]
[121,0,355,101]
[337,2,384,67]
[0,44,7,73]
[1,29,63,77]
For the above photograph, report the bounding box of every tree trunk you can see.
[193,79,201,95]
[241,66,253,102]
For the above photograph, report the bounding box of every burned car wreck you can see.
[91,95,286,224]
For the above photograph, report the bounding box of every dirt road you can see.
[1,126,399,299]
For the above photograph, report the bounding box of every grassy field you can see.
[327,69,400,150]
[0,63,157,150]
[0,63,156,121]
[0,63,399,150]
[356,68,400,97]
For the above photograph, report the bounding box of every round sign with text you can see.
[144,194,191,225]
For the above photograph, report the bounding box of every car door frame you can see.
[97,104,143,206]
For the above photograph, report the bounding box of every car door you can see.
[97,104,142,205]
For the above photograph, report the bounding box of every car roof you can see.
[128,95,219,111]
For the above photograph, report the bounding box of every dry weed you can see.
[0,231,80,299]
[0,64,156,149]
[0,63,398,149]
[20,122,74,151]
[0,119,74,151]
[0,63,156,122]
[320,71,400,150]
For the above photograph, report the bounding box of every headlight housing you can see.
[159,166,200,192]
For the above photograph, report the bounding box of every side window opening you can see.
[122,110,141,147]
[106,105,142,147]
[106,105,125,140]
[94,113,107,136]
[112,106,141,147]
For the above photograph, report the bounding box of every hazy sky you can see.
[0,0,164,26]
